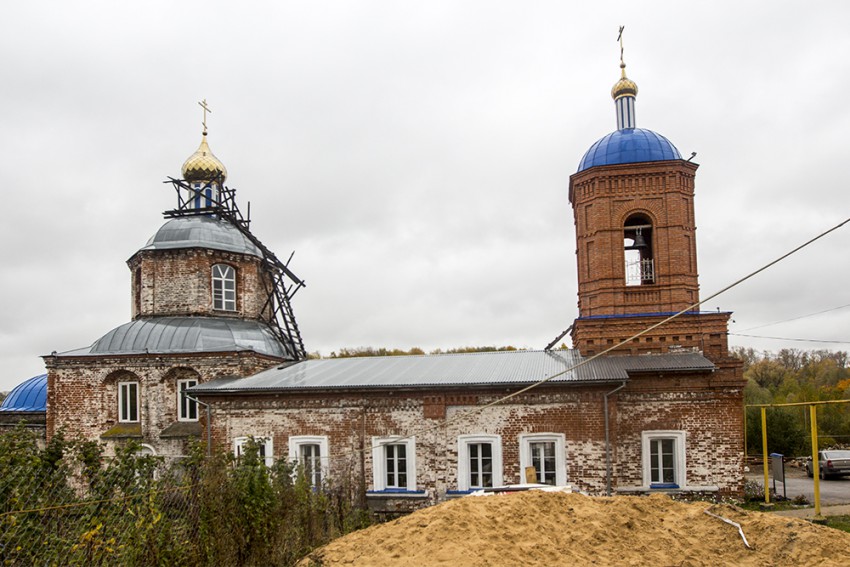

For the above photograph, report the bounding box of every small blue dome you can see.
[1,374,47,412]
[577,128,681,172]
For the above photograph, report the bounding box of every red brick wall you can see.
[572,312,732,359]
[569,160,700,318]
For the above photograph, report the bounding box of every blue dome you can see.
[1,374,47,412]
[577,128,681,172]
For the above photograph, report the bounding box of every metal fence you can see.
[0,428,367,566]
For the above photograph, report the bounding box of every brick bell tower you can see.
[569,39,731,359]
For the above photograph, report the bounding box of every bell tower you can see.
[569,34,730,358]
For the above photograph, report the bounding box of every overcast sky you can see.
[1,1,849,392]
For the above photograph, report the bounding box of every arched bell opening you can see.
[624,214,654,286]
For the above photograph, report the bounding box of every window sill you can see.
[101,423,142,439]
[367,490,428,499]
[616,485,719,494]
[445,490,475,498]
[160,421,202,438]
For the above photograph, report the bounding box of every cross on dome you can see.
[181,99,227,184]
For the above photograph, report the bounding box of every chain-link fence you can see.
[0,427,369,566]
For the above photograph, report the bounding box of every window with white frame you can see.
[519,433,566,486]
[641,430,686,488]
[457,434,503,491]
[289,436,329,488]
[234,436,274,467]
[118,381,139,423]
[177,378,198,421]
[371,437,417,491]
[212,264,236,311]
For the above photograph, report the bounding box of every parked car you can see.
[805,450,850,479]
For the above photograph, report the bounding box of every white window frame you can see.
[518,433,566,486]
[212,264,236,311]
[457,434,502,491]
[233,436,274,467]
[371,436,417,491]
[177,378,199,422]
[641,430,686,488]
[288,435,330,487]
[118,381,139,423]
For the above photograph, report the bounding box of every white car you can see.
[805,450,850,479]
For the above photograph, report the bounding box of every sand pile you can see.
[301,491,850,566]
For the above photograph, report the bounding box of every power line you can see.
[730,333,850,345]
[321,213,850,464]
[736,303,850,332]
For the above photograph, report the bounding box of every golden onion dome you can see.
[611,63,638,100]
[181,133,227,183]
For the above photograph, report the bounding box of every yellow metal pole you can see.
[811,404,821,518]
[762,407,769,504]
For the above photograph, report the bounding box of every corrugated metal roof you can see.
[75,317,289,358]
[0,374,47,412]
[140,216,262,257]
[191,350,715,393]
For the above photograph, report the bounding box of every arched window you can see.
[212,264,236,311]
[624,214,654,286]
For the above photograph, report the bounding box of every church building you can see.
[188,49,746,513]
[43,112,306,459]
[26,41,747,514]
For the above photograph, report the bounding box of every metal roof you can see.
[0,374,47,412]
[191,350,715,393]
[73,317,288,358]
[577,128,681,172]
[140,216,262,257]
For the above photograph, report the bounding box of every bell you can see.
[632,228,647,249]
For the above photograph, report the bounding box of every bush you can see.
[0,428,370,566]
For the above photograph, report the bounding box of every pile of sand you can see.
[301,491,850,566]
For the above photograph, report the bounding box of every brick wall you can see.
[128,249,273,320]
[44,351,283,458]
[200,365,744,511]
[569,160,701,318]
[572,311,733,359]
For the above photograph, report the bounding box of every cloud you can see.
[2,1,850,390]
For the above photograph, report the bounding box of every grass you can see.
[825,515,850,533]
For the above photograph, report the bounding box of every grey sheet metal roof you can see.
[139,216,262,257]
[192,350,715,393]
[70,317,288,358]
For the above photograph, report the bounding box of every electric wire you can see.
[335,213,850,462]
[730,333,850,345]
[735,303,850,332]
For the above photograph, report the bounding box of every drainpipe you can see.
[185,394,212,457]
[604,382,627,496]
[359,406,368,510]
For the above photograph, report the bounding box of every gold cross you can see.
[617,26,625,66]
[198,99,212,134]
